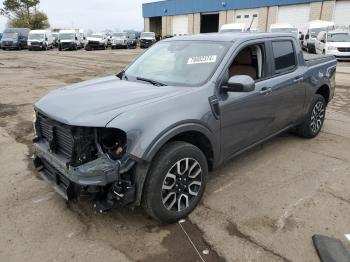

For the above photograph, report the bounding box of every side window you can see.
[228,43,266,81]
[272,41,296,74]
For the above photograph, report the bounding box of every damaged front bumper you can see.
[33,141,136,207]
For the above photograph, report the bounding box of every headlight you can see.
[328,46,337,51]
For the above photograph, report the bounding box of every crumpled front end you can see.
[33,111,136,211]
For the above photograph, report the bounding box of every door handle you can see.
[293,76,304,83]
[260,87,272,95]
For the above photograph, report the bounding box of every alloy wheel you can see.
[310,101,325,134]
[161,158,202,212]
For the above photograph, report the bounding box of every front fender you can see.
[142,121,219,163]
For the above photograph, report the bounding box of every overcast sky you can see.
[0,0,158,32]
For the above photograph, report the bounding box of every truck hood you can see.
[35,75,186,127]
[60,39,74,43]
[327,42,350,48]
[87,37,103,42]
[141,37,155,40]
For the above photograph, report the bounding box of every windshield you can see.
[141,33,155,38]
[59,33,75,40]
[113,33,126,38]
[271,28,298,35]
[29,33,44,40]
[125,41,229,87]
[328,33,350,42]
[91,34,103,39]
[220,29,243,33]
[2,32,18,39]
[310,28,327,38]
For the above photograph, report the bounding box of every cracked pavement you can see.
[0,49,349,262]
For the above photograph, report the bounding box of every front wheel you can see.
[296,94,326,138]
[143,141,208,223]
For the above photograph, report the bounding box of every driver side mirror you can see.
[222,75,255,93]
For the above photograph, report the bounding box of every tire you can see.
[296,94,326,138]
[143,141,208,223]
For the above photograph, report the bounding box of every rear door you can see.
[268,38,306,129]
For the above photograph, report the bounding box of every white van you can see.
[270,23,299,37]
[219,23,246,33]
[302,20,335,53]
[28,29,54,51]
[315,30,350,60]
[58,29,81,51]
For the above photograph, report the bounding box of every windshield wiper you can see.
[136,77,167,86]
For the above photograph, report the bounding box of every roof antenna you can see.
[247,16,255,32]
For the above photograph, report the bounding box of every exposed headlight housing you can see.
[99,128,127,159]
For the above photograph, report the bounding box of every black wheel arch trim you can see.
[142,121,220,166]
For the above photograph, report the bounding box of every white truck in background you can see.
[85,33,108,50]
[28,29,54,51]
[219,23,246,33]
[270,23,299,37]
[58,29,82,51]
[302,20,335,53]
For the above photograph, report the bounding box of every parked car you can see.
[140,32,156,48]
[33,33,336,223]
[163,35,174,39]
[1,28,30,50]
[315,30,350,60]
[220,23,246,33]
[28,30,54,51]
[79,29,87,48]
[111,32,137,49]
[302,20,335,53]
[58,29,81,51]
[85,33,108,50]
[270,23,299,37]
[52,32,59,47]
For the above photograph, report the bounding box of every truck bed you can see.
[304,54,335,67]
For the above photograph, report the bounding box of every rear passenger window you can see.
[272,41,296,74]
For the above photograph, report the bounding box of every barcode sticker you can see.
[187,55,217,65]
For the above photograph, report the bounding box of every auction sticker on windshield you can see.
[187,55,217,65]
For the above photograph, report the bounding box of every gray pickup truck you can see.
[33,33,336,223]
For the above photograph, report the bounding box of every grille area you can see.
[88,41,100,45]
[37,113,74,159]
[35,157,77,200]
[61,42,73,49]
[338,47,350,52]
[2,41,13,46]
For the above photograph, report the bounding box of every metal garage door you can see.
[172,15,188,36]
[235,8,259,30]
[277,4,310,31]
[334,0,350,26]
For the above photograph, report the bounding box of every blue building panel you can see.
[143,0,322,17]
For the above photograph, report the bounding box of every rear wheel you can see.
[143,141,208,223]
[297,94,326,138]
